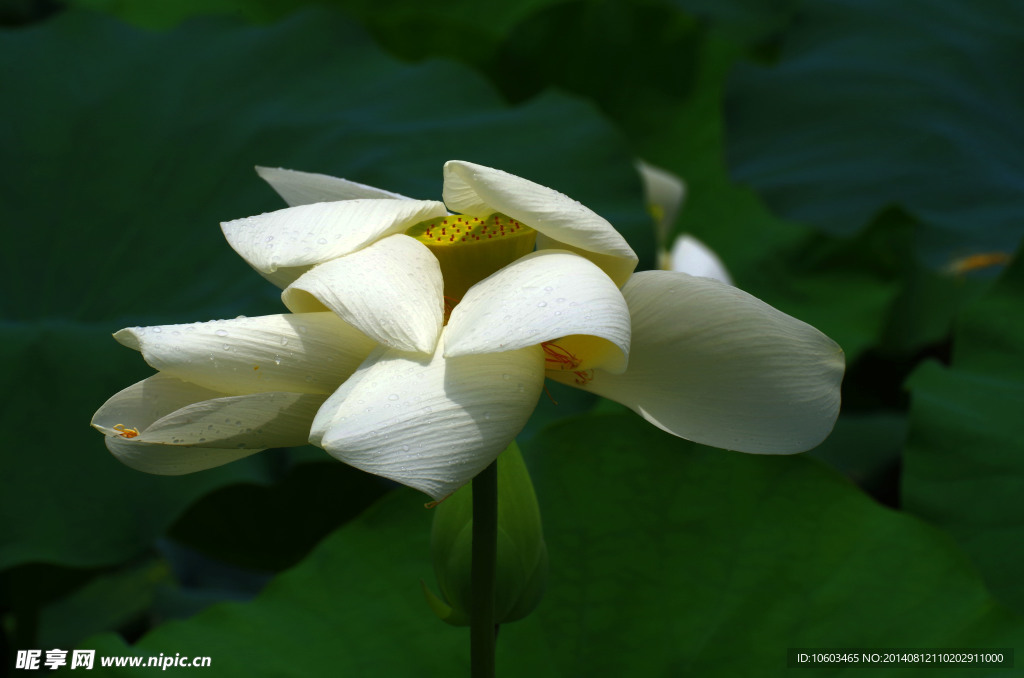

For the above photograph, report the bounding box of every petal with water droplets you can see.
[113,313,376,396]
[311,331,545,500]
[442,160,638,286]
[221,198,446,288]
[282,235,444,355]
[445,251,630,373]
[91,374,325,474]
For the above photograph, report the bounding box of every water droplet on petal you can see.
[544,286,553,292]
[537,301,547,308]
[281,337,289,346]
[316,237,328,245]
[215,329,228,337]
[152,327,162,333]
[388,394,400,401]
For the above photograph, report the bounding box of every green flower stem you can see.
[471,460,498,678]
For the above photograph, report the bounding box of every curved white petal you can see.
[442,160,638,286]
[255,166,410,206]
[221,198,447,288]
[282,235,443,355]
[636,160,686,246]
[92,374,326,474]
[92,373,223,435]
[549,271,844,453]
[668,234,733,285]
[445,251,630,373]
[308,346,389,448]
[142,391,324,448]
[312,332,545,500]
[105,437,261,475]
[113,313,376,396]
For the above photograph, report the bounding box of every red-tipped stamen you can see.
[573,369,594,386]
[541,341,580,370]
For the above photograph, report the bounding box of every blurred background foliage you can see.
[1,0,1022,675]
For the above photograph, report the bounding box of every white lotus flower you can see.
[635,160,734,284]
[93,161,844,500]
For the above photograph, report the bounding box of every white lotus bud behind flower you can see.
[635,160,686,250]
[667,234,734,285]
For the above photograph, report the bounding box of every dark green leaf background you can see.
[3,0,1022,675]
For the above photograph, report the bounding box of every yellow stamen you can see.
[113,424,139,439]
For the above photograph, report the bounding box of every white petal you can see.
[549,271,844,453]
[92,374,325,474]
[221,198,447,288]
[143,391,324,448]
[105,437,260,475]
[445,251,631,373]
[312,331,545,500]
[113,313,376,396]
[282,235,443,355]
[93,373,223,435]
[255,166,411,206]
[442,160,638,287]
[636,160,686,246]
[668,234,733,285]
[308,346,388,448]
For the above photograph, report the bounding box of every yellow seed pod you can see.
[407,213,537,301]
